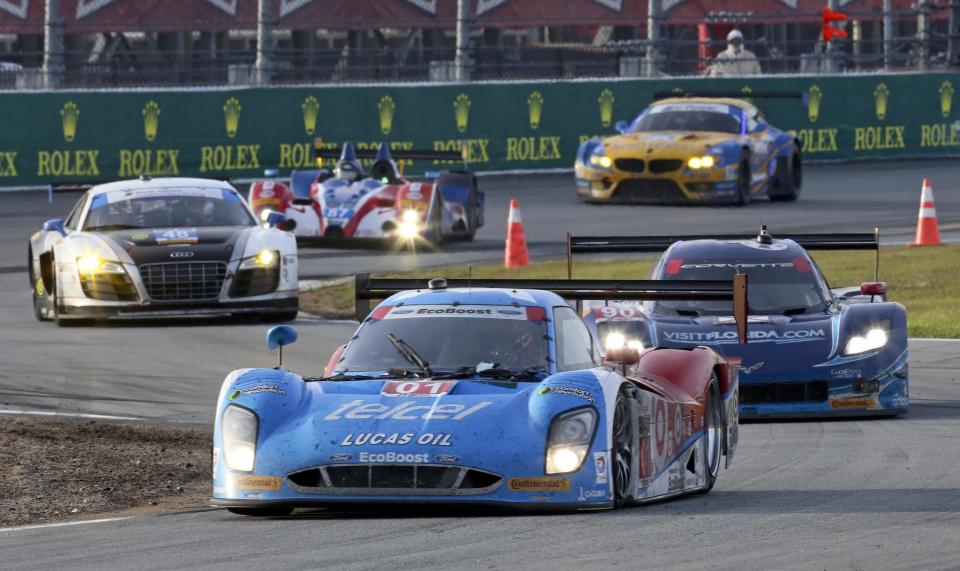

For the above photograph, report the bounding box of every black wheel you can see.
[769,150,802,202]
[434,172,479,241]
[28,248,49,322]
[612,389,634,508]
[736,155,752,206]
[700,378,723,494]
[227,507,294,517]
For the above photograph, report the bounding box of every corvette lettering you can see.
[340,432,453,447]
[325,400,492,421]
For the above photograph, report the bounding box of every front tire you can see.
[227,507,294,517]
[736,155,752,206]
[29,247,50,322]
[770,150,802,202]
[700,378,723,494]
[612,389,634,508]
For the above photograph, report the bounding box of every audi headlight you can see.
[687,155,716,169]
[545,408,597,474]
[76,256,125,275]
[222,405,258,472]
[239,249,279,270]
[844,327,889,355]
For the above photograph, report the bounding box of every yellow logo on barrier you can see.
[223,97,242,138]
[60,101,79,142]
[874,83,890,120]
[454,93,471,133]
[378,95,395,135]
[939,80,953,118]
[302,95,319,135]
[598,89,614,128]
[527,91,544,130]
[142,100,160,142]
[807,85,822,123]
[740,85,753,105]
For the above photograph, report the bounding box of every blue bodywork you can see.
[212,288,620,509]
[583,239,909,418]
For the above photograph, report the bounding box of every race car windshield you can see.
[632,110,741,135]
[84,189,255,230]
[338,306,550,374]
[658,257,829,316]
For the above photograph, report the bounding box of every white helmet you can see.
[727,29,744,43]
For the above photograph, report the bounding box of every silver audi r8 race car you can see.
[28,176,299,325]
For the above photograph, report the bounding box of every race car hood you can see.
[96,226,250,265]
[601,131,734,157]
[220,370,606,478]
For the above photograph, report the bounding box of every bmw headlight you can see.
[545,407,597,474]
[76,256,125,275]
[844,327,889,355]
[589,149,612,169]
[687,155,717,169]
[239,249,279,270]
[222,405,258,472]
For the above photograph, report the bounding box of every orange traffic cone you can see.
[911,178,942,246]
[504,199,529,268]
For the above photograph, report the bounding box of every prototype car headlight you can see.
[222,405,258,472]
[401,209,420,224]
[687,155,716,169]
[844,327,889,355]
[239,249,279,270]
[76,256,125,275]
[604,332,645,352]
[545,408,597,474]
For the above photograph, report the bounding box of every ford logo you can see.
[170,251,194,258]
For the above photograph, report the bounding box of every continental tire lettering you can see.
[507,477,570,492]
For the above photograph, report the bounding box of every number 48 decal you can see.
[382,380,455,397]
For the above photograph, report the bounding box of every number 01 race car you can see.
[572,228,908,418]
[28,177,299,324]
[575,93,803,205]
[248,142,484,245]
[211,274,748,514]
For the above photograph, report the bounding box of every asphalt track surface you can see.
[1,162,959,568]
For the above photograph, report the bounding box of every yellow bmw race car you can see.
[575,96,802,205]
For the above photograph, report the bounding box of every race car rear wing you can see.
[566,227,881,280]
[354,272,749,344]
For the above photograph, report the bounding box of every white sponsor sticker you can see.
[594,452,609,485]
[384,305,528,320]
[324,399,492,421]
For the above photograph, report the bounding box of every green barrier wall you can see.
[2,72,959,188]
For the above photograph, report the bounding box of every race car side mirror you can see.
[266,325,298,368]
[614,120,629,134]
[277,218,297,232]
[43,218,66,237]
[860,282,886,296]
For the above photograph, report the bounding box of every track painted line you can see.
[910,337,960,342]
[0,409,144,421]
[0,516,132,533]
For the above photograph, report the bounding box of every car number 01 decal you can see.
[382,380,455,397]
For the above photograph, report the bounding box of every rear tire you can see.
[612,389,634,508]
[769,150,802,202]
[227,507,294,517]
[29,248,49,322]
[700,378,723,494]
[434,172,480,241]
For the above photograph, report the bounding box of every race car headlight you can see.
[545,408,597,474]
[589,151,612,169]
[844,327,889,355]
[76,256,125,275]
[604,332,644,352]
[687,155,716,169]
[397,221,420,239]
[222,405,258,472]
[401,209,420,224]
[239,249,279,270]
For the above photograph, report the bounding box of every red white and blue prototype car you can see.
[248,143,484,246]
[212,275,747,515]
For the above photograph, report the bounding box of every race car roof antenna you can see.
[756,225,773,245]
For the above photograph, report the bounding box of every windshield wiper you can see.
[84,224,145,231]
[310,368,423,382]
[385,333,433,378]
[435,366,547,381]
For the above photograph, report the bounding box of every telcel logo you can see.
[170,251,195,258]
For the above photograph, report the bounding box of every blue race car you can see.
[573,228,908,419]
[211,275,747,515]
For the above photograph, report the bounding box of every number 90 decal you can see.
[597,305,644,319]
